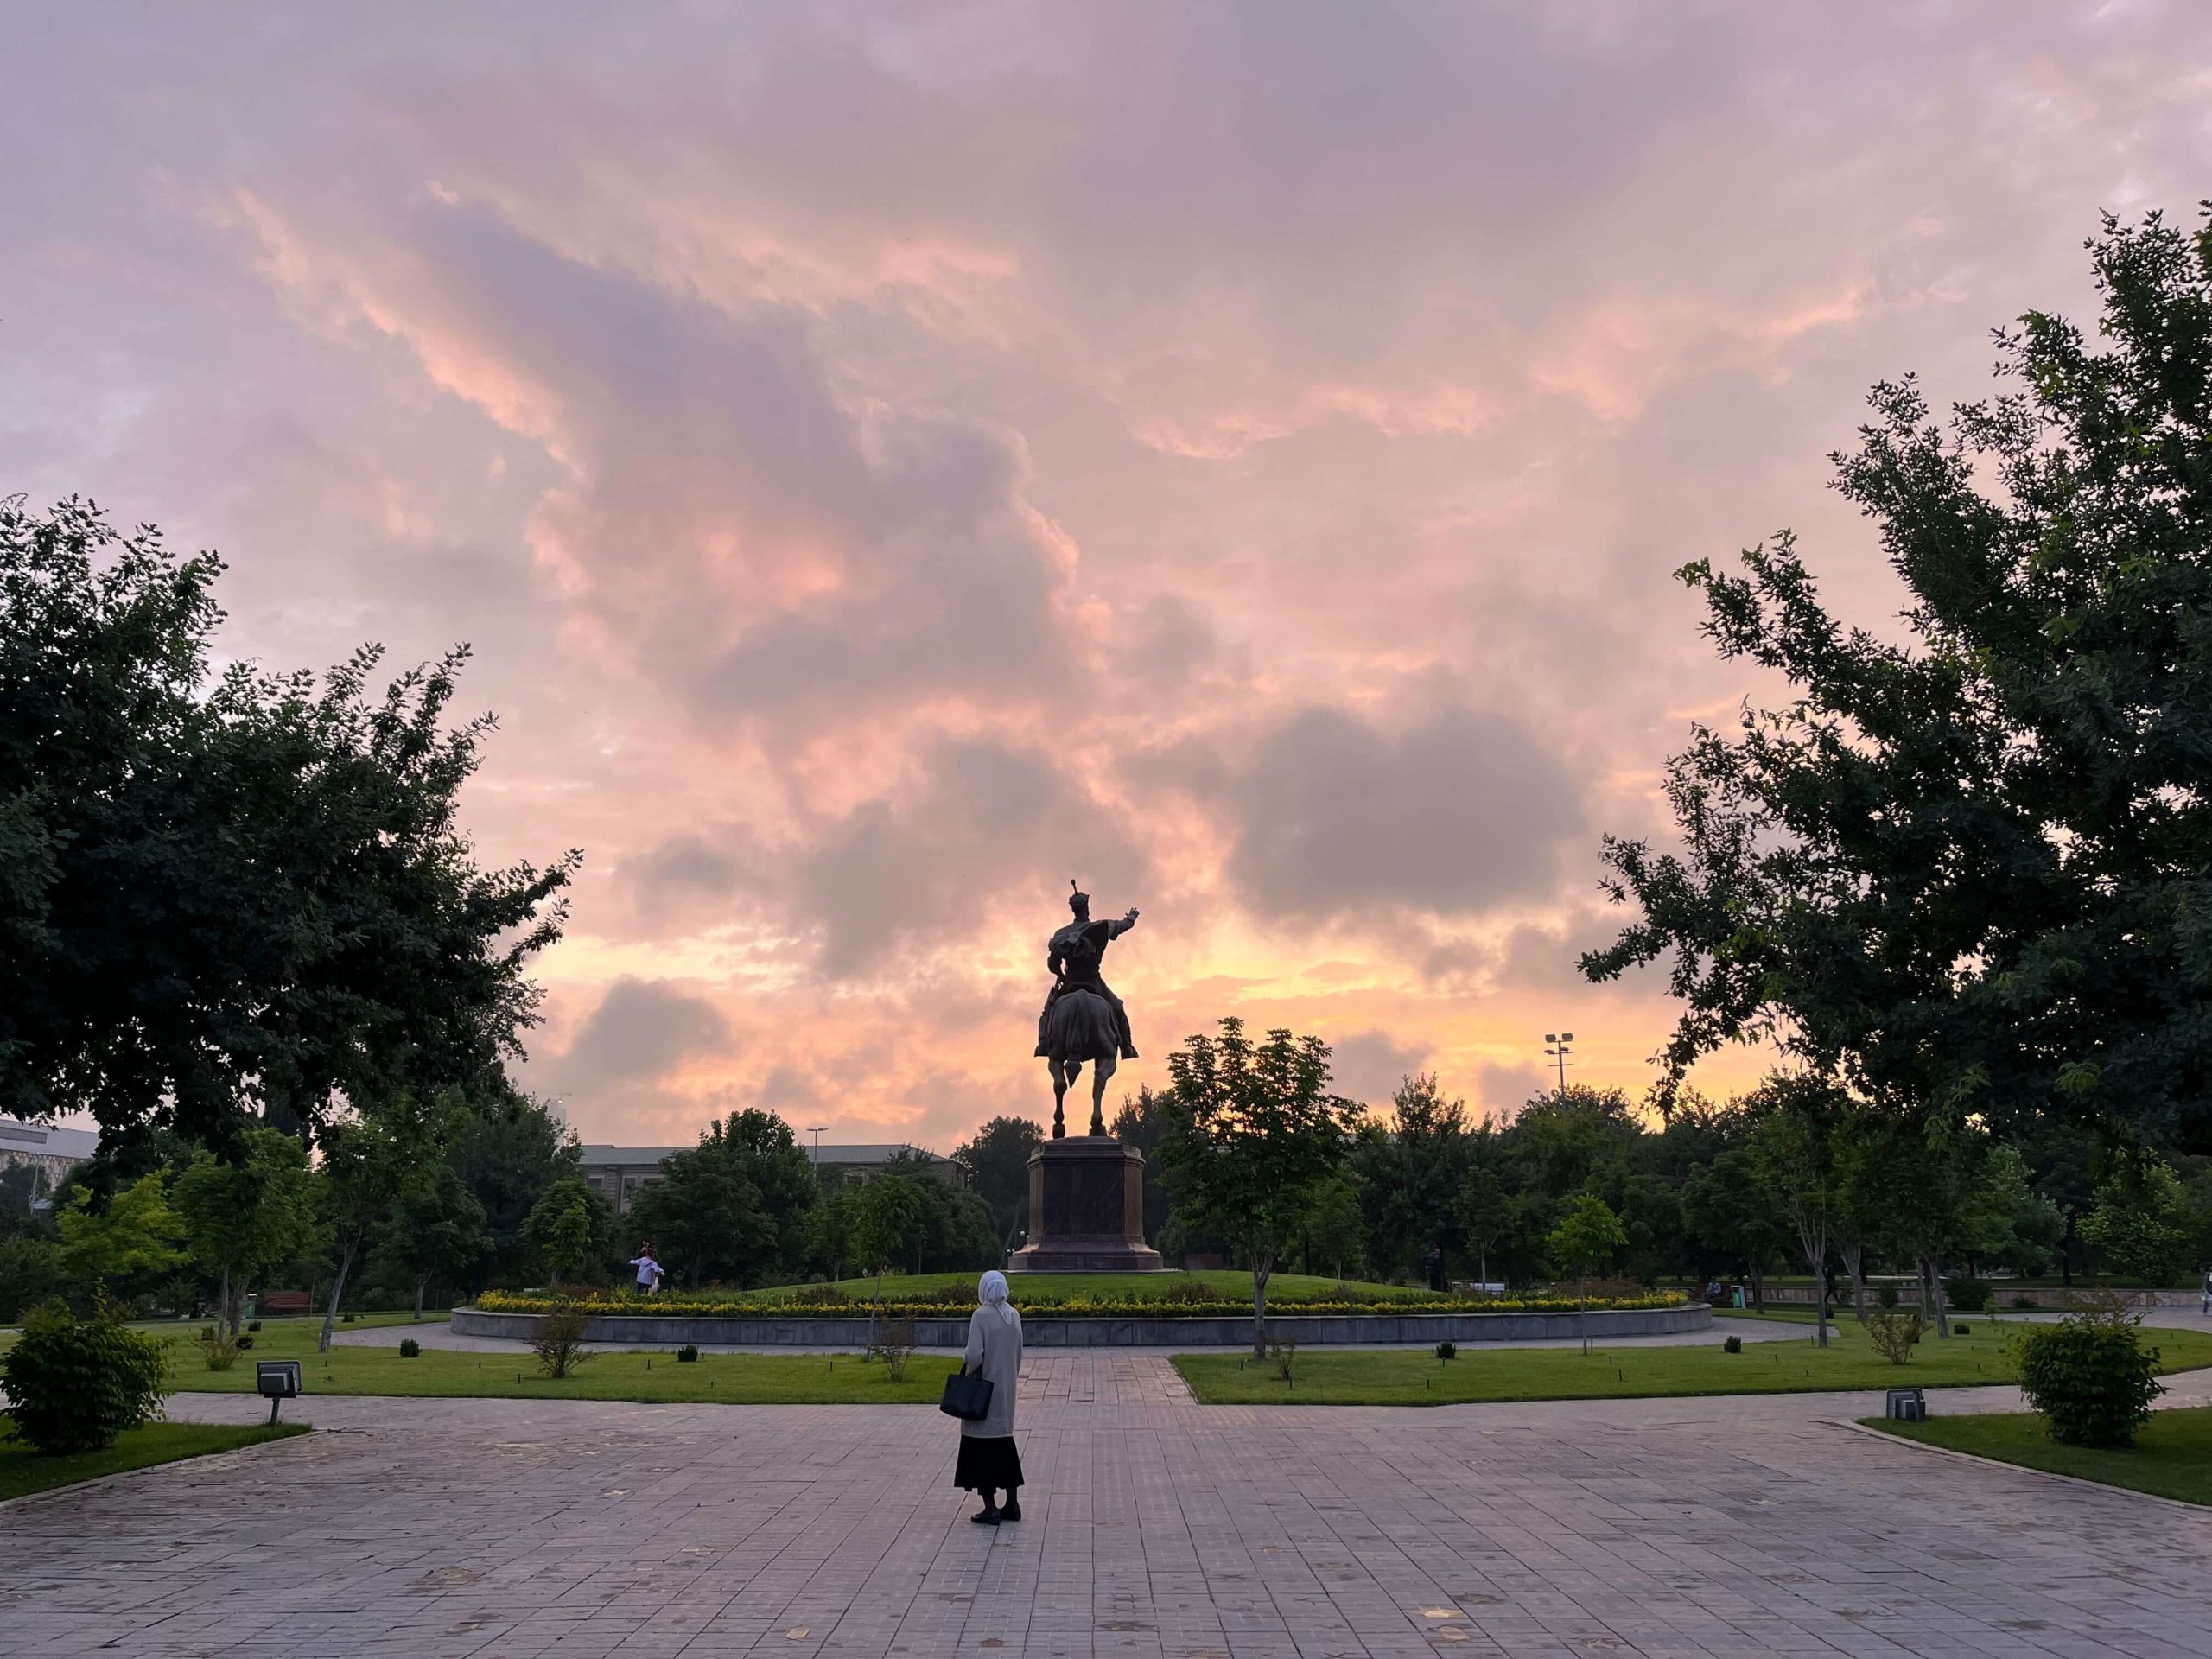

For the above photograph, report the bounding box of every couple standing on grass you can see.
[955,1269,1025,1524]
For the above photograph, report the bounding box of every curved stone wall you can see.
[452,1302,1710,1348]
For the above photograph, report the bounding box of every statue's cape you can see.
[1051,918,1114,955]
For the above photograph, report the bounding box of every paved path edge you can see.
[1831,1414,2212,1516]
[0,1423,318,1514]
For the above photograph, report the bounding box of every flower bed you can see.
[475,1288,1688,1320]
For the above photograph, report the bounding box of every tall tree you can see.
[1745,1077,1848,1347]
[448,1089,581,1294]
[522,1177,613,1284]
[953,1116,1044,1249]
[1585,210,2212,1154]
[54,1173,186,1295]
[0,497,577,1152]
[372,1162,488,1320]
[1158,1019,1358,1357]
[173,1127,318,1334]
[314,1094,443,1352]
[1680,1149,1789,1311]
[1548,1194,1628,1356]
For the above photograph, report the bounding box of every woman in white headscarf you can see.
[955,1269,1025,1523]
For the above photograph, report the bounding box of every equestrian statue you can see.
[1034,880,1139,1138]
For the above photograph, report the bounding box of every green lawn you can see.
[1172,1320,2212,1406]
[0,1421,308,1503]
[1871,1408,2212,1505]
[153,1318,956,1404]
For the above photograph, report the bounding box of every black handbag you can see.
[939,1365,994,1421]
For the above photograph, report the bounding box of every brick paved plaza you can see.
[5,1351,2210,1659]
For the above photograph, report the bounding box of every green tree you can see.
[0,497,577,1148]
[448,1089,581,1295]
[55,1173,185,1294]
[953,1116,1043,1249]
[806,1178,855,1281]
[523,1177,613,1285]
[1548,1194,1629,1356]
[1454,1150,1511,1291]
[314,1095,443,1352]
[626,1141,772,1290]
[173,1127,318,1334]
[2081,1154,2193,1284]
[1585,209,2212,1154]
[1746,1077,1848,1347]
[372,1162,488,1319]
[1351,1074,1469,1281]
[1109,1084,1175,1242]
[1680,1149,1789,1312]
[851,1176,923,1304]
[1299,1174,1366,1281]
[1158,1018,1358,1357]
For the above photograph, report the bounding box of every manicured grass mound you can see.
[476,1270,1683,1320]
[1171,1321,2212,1406]
[1871,1407,2212,1505]
[0,1421,308,1503]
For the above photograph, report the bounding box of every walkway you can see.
[4,1353,2209,1657]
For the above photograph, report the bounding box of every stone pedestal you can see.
[1005,1135,1166,1273]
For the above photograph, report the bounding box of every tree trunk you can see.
[1478,1249,1487,1292]
[318,1231,359,1355]
[220,1266,233,1338]
[414,1274,427,1323]
[1840,1238,1866,1320]
[1579,1273,1592,1356]
[1251,1255,1272,1359]
[1920,1254,1950,1338]
[1749,1264,1766,1313]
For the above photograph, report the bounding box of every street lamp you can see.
[807,1126,827,1168]
[1543,1032,1575,1092]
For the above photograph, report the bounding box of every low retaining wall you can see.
[453,1303,1710,1348]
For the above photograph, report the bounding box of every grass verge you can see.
[1867,1407,2212,1506]
[0,1421,308,1503]
[1171,1321,2212,1406]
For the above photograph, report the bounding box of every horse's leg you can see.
[1090,1052,1116,1136]
[1049,1059,1067,1139]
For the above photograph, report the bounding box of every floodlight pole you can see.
[808,1127,826,1168]
[1544,1031,1575,1093]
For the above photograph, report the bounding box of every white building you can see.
[0,1117,100,1205]
[579,1141,962,1216]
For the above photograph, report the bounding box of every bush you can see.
[398,1338,422,1358]
[2011,1294,2037,1310]
[532,1302,593,1379]
[1268,1338,1299,1381]
[872,1314,918,1381]
[0,1236,66,1324]
[1722,1335,1742,1354]
[236,1332,254,1350]
[247,1319,263,1332]
[1863,1307,1923,1365]
[1953,1323,1970,1335]
[1,1296,169,1454]
[2017,1316,2163,1447]
[1943,1279,1993,1313]
[1433,1340,1456,1360]
[198,1327,242,1371]
[340,1313,356,1323]
[676,1344,700,1363]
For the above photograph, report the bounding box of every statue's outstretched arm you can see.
[1108,908,1139,938]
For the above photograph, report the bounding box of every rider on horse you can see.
[1034,882,1139,1059]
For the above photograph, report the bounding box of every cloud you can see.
[1329,1028,1433,1107]
[558,978,733,1086]
[1198,699,1586,925]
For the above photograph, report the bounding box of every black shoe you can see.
[999,1500,1021,1522]
[971,1507,1001,1525]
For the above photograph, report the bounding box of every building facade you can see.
[0,1118,100,1205]
[578,1141,962,1216]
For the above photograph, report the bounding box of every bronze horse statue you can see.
[1039,986,1119,1138]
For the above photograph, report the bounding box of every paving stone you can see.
[2,1356,2209,1656]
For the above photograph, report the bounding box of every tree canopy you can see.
[1584,209,2212,1153]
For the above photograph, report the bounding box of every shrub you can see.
[532,1302,593,1379]
[872,1314,918,1381]
[1722,1335,1742,1354]
[1863,1307,1923,1365]
[1953,1323,1970,1335]
[1433,1340,1456,1360]
[2011,1294,2037,1310]
[1268,1338,1299,1381]
[1943,1279,1993,1313]
[0,1236,66,1324]
[340,1313,356,1323]
[398,1338,422,1358]
[198,1328,242,1371]
[235,1333,254,1350]
[247,1319,263,1332]
[1,1296,169,1455]
[2017,1315,2163,1446]
[676,1344,700,1363]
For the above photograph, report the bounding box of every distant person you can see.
[630,1248,664,1295]
[955,1269,1025,1525]
[2201,1268,2210,1318]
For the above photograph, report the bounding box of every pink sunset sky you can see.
[7,4,2209,1151]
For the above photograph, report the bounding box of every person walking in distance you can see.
[629,1244,664,1296]
[955,1270,1025,1524]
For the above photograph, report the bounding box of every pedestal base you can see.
[1005,1135,1166,1274]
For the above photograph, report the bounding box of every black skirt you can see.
[953,1434,1024,1493]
